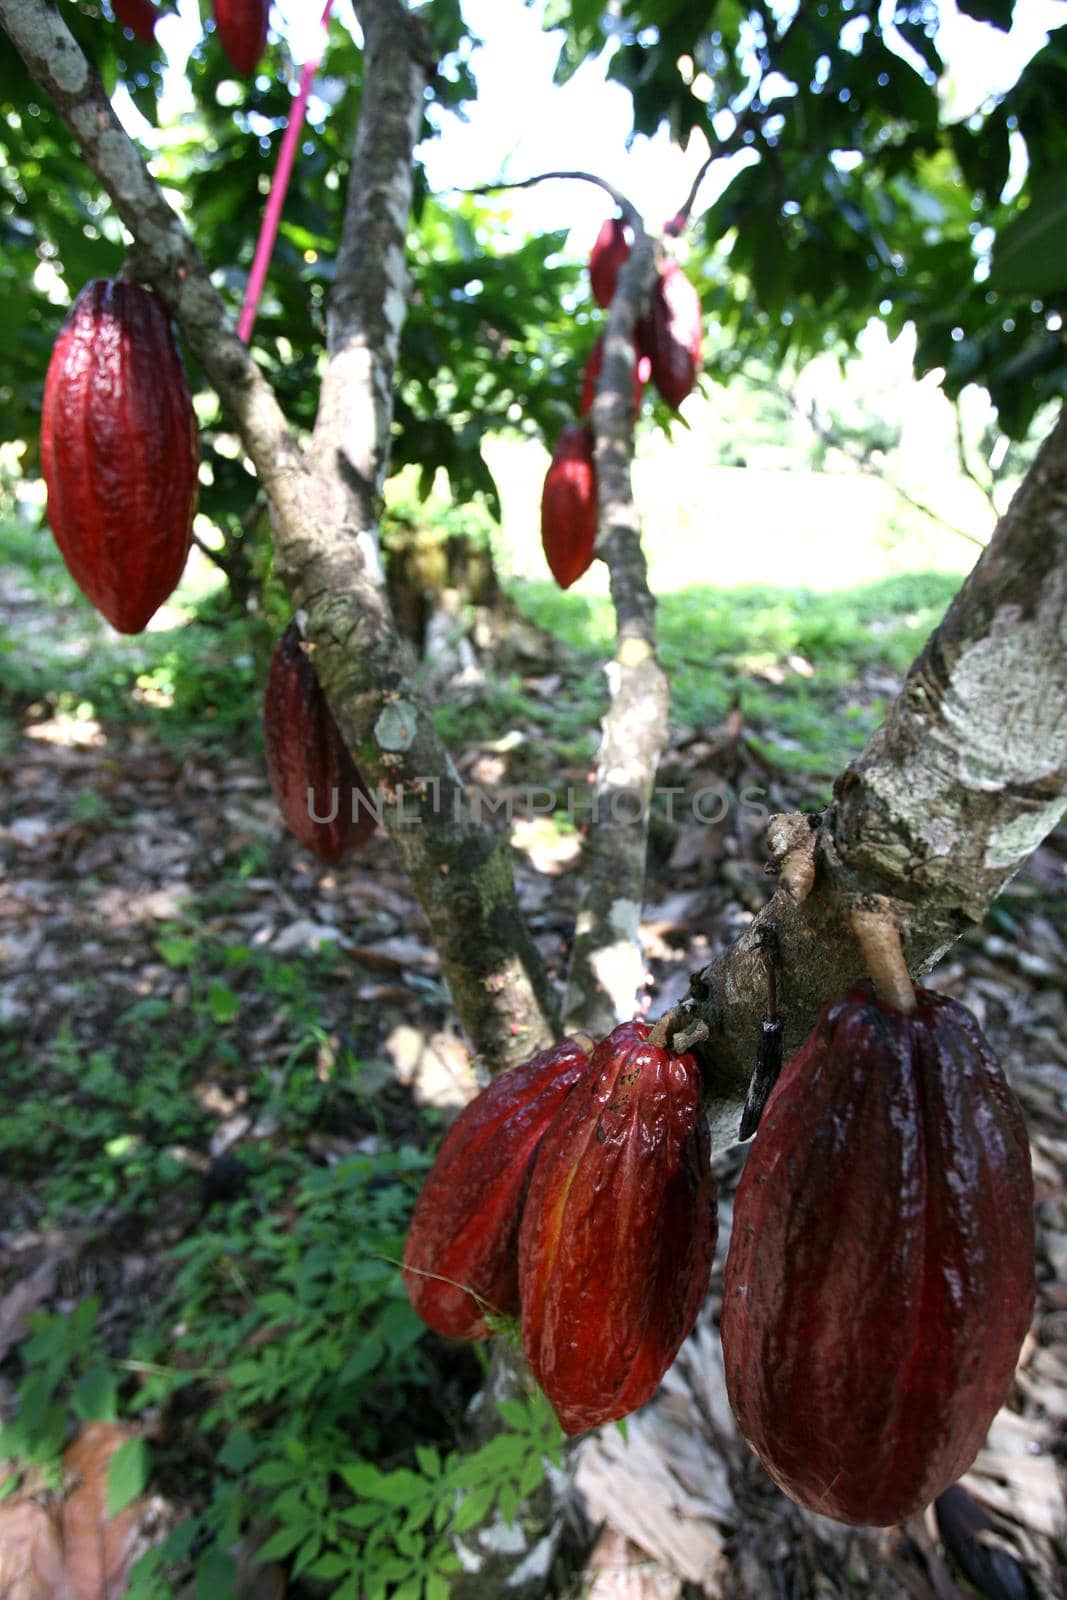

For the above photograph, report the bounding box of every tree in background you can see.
[1,0,1066,1593]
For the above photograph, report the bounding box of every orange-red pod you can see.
[589,216,630,308]
[40,280,198,634]
[579,332,649,420]
[638,260,702,409]
[263,622,377,864]
[403,1038,593,1340]
[540,422,597,590]
[519,1021,716,1434]
[113,0,160,42]
[213,0,268,75]
[721,983,1035,1526]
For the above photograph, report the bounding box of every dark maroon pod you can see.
[721,982,1035,1526]
[589,216,630,308]
[638,260,702,409]
[540,422,597,590]
[579,332,650,420]
[263,622,377,864]
[40,280,198,634]
[519,1021,717,1434]
[403,1038,593,1340]
[213,0,268,75]
[113,0,161,43]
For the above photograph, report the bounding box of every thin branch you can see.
[562,229,671,1035]
[954,401,1000,520]
[448,169,640,230]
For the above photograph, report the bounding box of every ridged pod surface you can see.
[403,1039,592,1340]
[113,0,160,42]
[540,422,597,590]
[589,217,630,308]
[213,0,268,75]
[40,280,198,634]
[579,332,650,420]
[519,1021,716,1434]
[722,983,1035,1526]
[638,260,702,409]
[263,622,377,864]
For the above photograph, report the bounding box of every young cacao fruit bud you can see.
[113,0,160,43]
[519,1021,716,1434]
[403,1038,592,1340]
[212,0,268,75]
[579,332,650,420]
[589,216,630,308]
[263,622,377,864]
[540,422,597,590]
[721,982,1035,1527]
[638,260,702,409]
[40,280,198,635]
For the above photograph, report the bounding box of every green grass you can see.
[510,570,962,776]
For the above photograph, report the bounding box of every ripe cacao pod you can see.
[263,622,377,864]
[721,982,1035,1526]
[403,1038,592,1340]
[519,1021,716,1434]
[113,0,160,42]
[589,216,630,308]
[540,422,597,590]
[40,280,198,635]
[212,0,268,75]
[579,332,650,420]
[638,260,702,409]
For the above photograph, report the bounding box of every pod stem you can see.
[851,904,916,1014]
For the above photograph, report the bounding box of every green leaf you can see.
[206,982,241,1024]
[196,1549,237,1600]
[218,1429,258,1472]
[414,1445,440,1477]
[991,172,1067,296]
[451,1481,494,1533]
[338,1339,383,1386]
[106,1438,150,1516]
[494,1399,530,1431]
[255,1523,308,1562]
[156,935,199,968]
[72,1367,118,1424]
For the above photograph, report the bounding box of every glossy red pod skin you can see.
[40,280,198,634]
[579,332,650,420]
[721,983,1035,1527]
[113,0,161,43]
[589,216,630,308]
[213,0,269,75]
[638,260,702,409]
[403,1038,593,1340]
[540,422,597,590]
[263,622,377,864]
[519,1021,717,1434]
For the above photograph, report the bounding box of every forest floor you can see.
[1,522,1065,1600]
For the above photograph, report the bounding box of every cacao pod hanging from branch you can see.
[40,279,198,634]
[212,0,268,75]
[721,981,1035,1526]
[638,259,702,410]
[519,1020,717,1434]
[403,1037,593,1340]
[589,215,630,308]
[263,621,378,863]
[540,421,597,590]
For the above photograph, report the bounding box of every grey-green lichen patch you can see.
[985,795,1067,870]
[374,698,418,751]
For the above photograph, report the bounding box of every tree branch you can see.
[563,231,671,1035]
[1,0,557,1072]
[668,402,1067,1149]
[449,169,641,231]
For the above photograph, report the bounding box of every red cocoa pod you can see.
[40,280,198,635]
[213,0,268,75]
[637,260,702,409]
[721,982,1035,1526]
[540,422,597,590]
[519,1021,717,1434]
[263,622,378,864]
[579,332,649,420]
[589,216,630,308]
[113,0,160,42]
[403,1038,593,1340]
